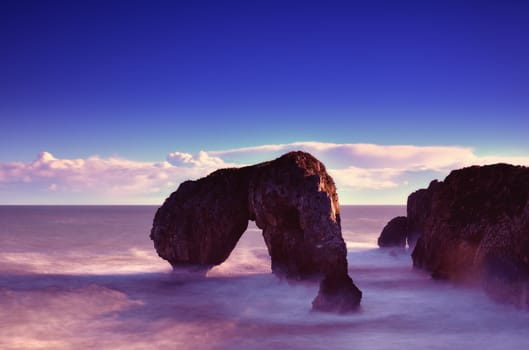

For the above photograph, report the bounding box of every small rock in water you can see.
[377,216,408,248]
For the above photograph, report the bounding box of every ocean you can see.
[1,205,528,349]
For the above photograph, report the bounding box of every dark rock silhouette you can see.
[377,216,408,248]
[389,163,529,307]
[150,167,251,270]
[406,180,440,249]
[150,151,362,312]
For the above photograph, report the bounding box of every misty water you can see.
[1,205,528,349]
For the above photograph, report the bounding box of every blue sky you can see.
[1,0,528,204]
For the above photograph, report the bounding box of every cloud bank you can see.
[0,152,229,204]
[1,142,528,204]
[211,142,529,193]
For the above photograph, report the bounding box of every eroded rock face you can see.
[377,216,408,248]
[404,164,529,307]
[150,167,251,269]
[150,151,362,312]
[406,180,440,249]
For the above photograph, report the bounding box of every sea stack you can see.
[377,216,408,248]
[150,151,362,312]
[383,164,529,307]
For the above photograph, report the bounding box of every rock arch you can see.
[150,151,362,312]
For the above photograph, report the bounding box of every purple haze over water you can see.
[1,205,528,349]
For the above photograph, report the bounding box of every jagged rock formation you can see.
[150,151,362,312]
[150,167,251,269]
[406,181,440,249]
[384,164,529,307]
[377,216,408,248]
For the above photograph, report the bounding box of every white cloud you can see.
[209,142,480,170]
[208,141,529,188]
[0,152,227,204]
[1,142,528,204]
[166,151,226,168]
[329,167,404,190]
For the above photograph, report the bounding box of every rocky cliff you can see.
[382,163,529,307]
[151,151,362,312]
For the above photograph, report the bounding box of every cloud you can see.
[1,142,529,204]
[166,151,227,168]
[330,167,404,190]
[0,152,227,204]
[209,142,479,170]
[207,141,529,189]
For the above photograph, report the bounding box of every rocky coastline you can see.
[379,164,529,307]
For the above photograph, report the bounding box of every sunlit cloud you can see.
[209,142,479,170]
[1,142,528,204]
[330,167,403,190]
[166,150,227,168]
[0,151,229,204]
[208,141,529,193]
